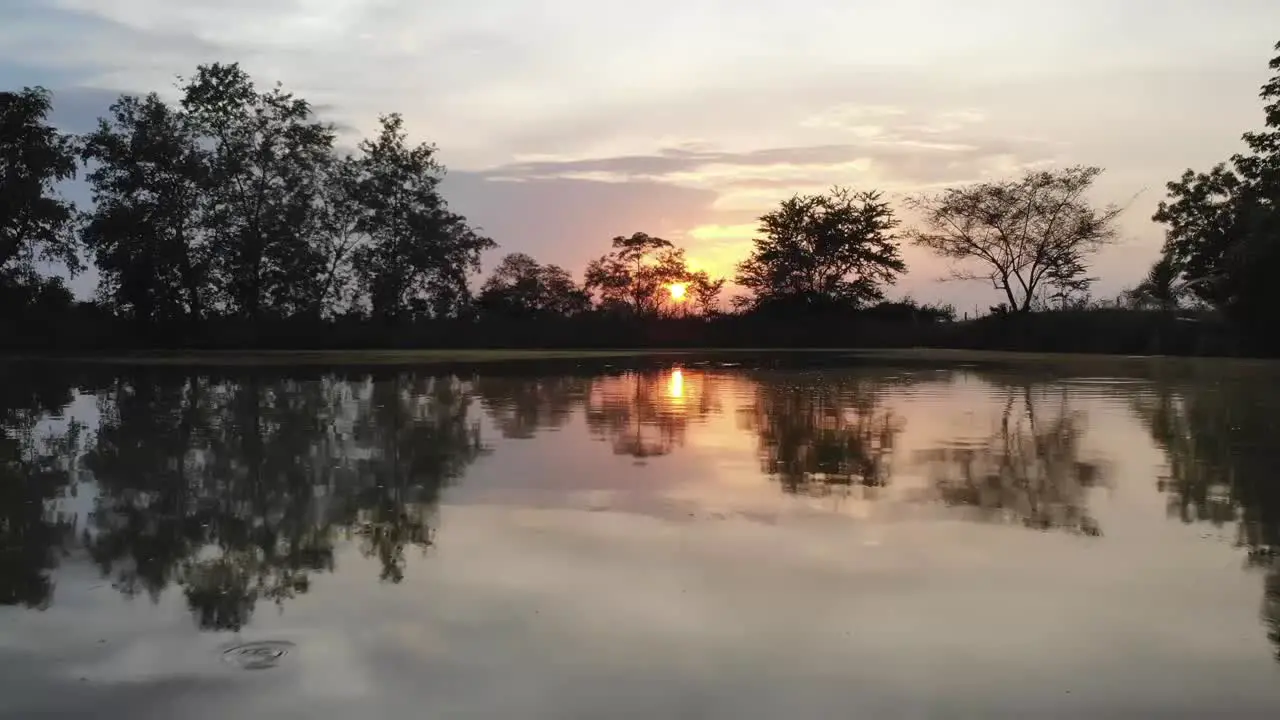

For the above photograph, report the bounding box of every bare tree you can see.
[905,166,1123,313]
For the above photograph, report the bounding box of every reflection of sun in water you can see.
[668,283,687,302]
[668,368,684,400]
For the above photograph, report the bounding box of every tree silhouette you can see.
[1123,255,1193,311]
[0,87,81,286]
[73,65,493,330]
[735,187,905,313]
[478,253,591,319]
[81,93,210,328]
[350,115,495,322]
[179,63,338,320]
[584,233,696,317]
[1152,40,1280,345]
[907,166,1122,313]
[687,271,726,316]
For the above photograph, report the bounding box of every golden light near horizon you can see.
[668,283,688,302]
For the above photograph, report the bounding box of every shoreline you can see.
[3,347,1276,368]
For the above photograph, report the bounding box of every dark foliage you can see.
[3,45,1280,358]
[1151,41,1280,353]
[735,187,905,312]
[0,87,81,283]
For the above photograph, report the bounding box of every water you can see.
[2,355,1279,718]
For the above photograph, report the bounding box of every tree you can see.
[83,65,369,326]
[79,64,494,332]
[734,187,905,312]
[688,270,725,316]
[349,114,494,322]
[1152,164,1248,308]
[584,232,692,316]
[478,252,590,318]
[179,63,337,320]
[0,372,82,609]
[1153,41,1280,340]
[312,154,365,315]
[81,93,210,327]
[906,166,1122,313]
[1123,254,1191,311]
[0,87,81,286]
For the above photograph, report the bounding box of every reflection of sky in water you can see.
[3,362,1280,718]
[461,369,1159,526]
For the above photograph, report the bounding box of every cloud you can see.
[800,104,908,132]
[463,128,1057,285]
[485,145,879,180]
[481,132,1059,198]
[1,1,225,89]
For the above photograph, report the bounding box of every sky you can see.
[4,0,1280,311]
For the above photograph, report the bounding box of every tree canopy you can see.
[734,187,905,313]
[81,92,209,326]
[1152,41,1280,339]
[584,232,694,316]
[0,87,80,286]
[907,166,1122,312]
[79,64,491,329]
[478,252,590,318]
[10,44,1280,356]
[349,113,495,322]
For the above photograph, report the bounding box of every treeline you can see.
[3,41,1280,355]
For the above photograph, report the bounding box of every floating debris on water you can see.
[220,640,295,670]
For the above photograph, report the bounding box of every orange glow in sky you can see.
[668,283,688,302]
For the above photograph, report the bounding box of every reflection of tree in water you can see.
[340,374,486,583]
[1267,571,1280,665]
[81,371,485,631]
[584,369,719,460]
[84,374,341,630]
[0,370,82,609]
[1132,372,1280,662]
[474,374,591,439]
[740,372,902,498]
[914,385,1105,536]
[85,375,216,603]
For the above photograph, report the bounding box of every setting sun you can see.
[668,283,688,302]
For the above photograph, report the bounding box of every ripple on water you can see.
[220,640,295,670]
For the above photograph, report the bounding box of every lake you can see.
[2,352,1279,718]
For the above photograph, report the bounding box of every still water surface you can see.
[2,355,1280,718]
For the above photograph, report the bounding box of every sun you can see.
[668,283,688,302]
